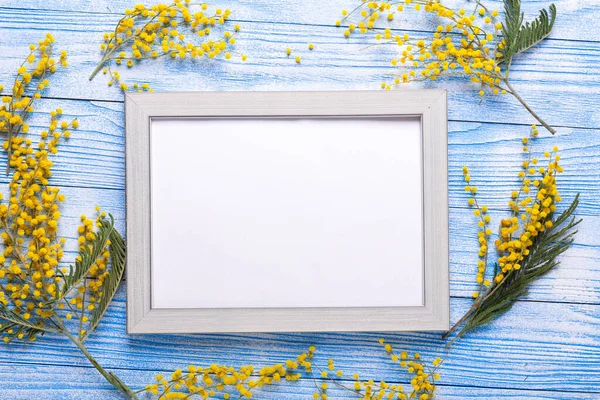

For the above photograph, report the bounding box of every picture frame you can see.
[125,90,449,334]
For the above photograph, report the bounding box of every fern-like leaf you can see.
[512,4,556,58]
[453,195,580,341]
[85,223,126,339]
[0,306,58,334]
[500,0,556,64]
[60,215,115,299]
[502,0,524,48]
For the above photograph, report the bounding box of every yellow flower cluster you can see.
[91,1,245,91]
[339,1,504,94]
[0,105,76,342]
[0,36,116,346]
[310,340,439,400]
[495,127,562,282]
[0,39,137,399]
[328,339,442,400]
[0,33,68,173]
[337,0,557,134]
[146,341,442,400]
[464,125,563,294]
[0,36,71,342]
[146,347,314,399]
[462,166,492,297]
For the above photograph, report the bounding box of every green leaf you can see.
[0,306,58,334]
[85,221,126,339]
[512,4,556,57]
[60,215,115,299]
[500,0,556,64]
[502,0,524,45]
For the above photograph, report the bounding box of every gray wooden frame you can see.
[125,90,449,334]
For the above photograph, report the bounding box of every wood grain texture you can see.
[1,363,599,400]
[0,100,595,216]
[1,8,600,129]
[0,0,598,398]
[3,178,597,306]
[2,288,600,393]
[3,0,600,42]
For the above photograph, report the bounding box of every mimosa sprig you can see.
[337,0,557,133]
[142,341,443,400]
[0,33,68,174]
[0,37,133,399]
[90,1,245,92]
[444,126,580,344]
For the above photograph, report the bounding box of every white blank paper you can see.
[150,117,424,309]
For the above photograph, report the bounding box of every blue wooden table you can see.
[1,0,599,398]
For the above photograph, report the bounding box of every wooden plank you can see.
[2,0,599,43]
[0,362,597,399]
[0,99,125,190]
[1,287,599,393]
[0,100,594,304]
[448,121,600,216]
[0,135,600,304]
[1,12,600,129]
[3,181,594,304]
[0,98,597,216]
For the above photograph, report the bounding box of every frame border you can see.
[125,90,449,334]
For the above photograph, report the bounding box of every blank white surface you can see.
[150,117,423,309]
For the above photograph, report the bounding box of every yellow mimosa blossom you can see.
[91,3,242,91]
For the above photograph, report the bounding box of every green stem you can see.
[504,79,556,134]
[90,45,120,81]
[442,295,482,341]
[62,327,139,399]
[442,272,512,342]
[89,29,138,81]
[89,62,106,81]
